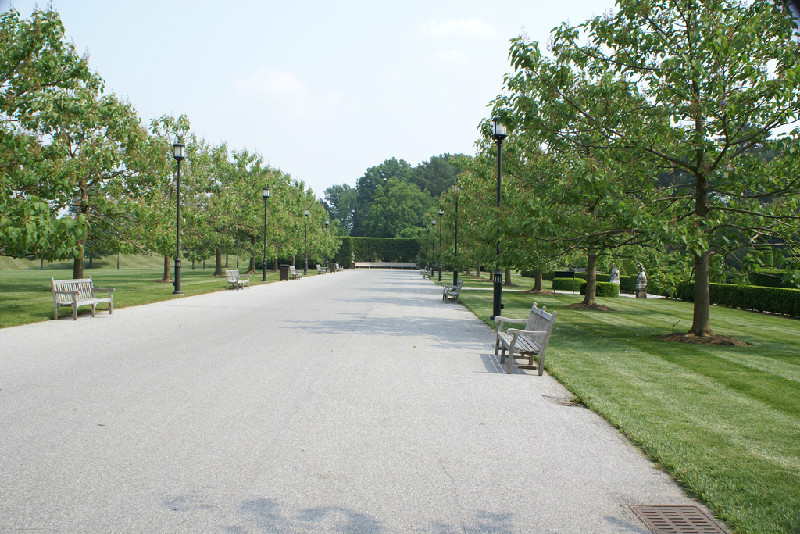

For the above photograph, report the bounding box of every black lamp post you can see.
[172,141,185,295]
[303,208,309,275]
[324,219,330,270]
[490,115,507,320]
[430,218,436,277]
[426,222,431,270]
[453,185,459,285]
[437,209,444,281]
[262,186,270,281]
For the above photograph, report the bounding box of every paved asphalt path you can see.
[1,270,713,533]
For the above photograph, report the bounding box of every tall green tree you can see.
[410,154,460,197]
[361,178,435,238]
[510,0,800,336]
[352,158,414,236]
[0,8,98,259]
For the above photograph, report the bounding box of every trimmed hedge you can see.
[552,277,585,291]
[333,237,420,266]
[749,270,794,288]
[676,281,800,317]
[580,281,620,297]
[620,275,636,293]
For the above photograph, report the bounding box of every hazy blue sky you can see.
[3,0,618,197]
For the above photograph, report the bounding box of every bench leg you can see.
[91,303,96,317]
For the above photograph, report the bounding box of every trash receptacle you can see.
[279,264,290,281]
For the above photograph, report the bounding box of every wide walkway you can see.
[1,270,707,533]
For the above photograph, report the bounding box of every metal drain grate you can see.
[630,505,730,534]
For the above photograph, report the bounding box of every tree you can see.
[15,81,152,279]
[0,8,98,259]
[410,154,461,197]
[361,178,435,238]
[510,0,800,335]
[323,183,357,234]
[352,158,414,236]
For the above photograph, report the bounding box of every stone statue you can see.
[610,266,620,284]
[635,263,647,298]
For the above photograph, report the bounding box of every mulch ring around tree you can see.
[658,333,749,346]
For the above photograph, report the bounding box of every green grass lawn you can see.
[458,287,800,534]
[0,255,296,328]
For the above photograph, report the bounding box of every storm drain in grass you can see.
[630,505,730,534]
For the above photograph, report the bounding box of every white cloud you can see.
[234,68,309,98]
[419,18,498,40]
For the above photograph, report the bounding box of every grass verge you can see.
[0,261,289,328]
[459,290,800,534]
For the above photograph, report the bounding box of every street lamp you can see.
[304,208,309,275]
[172,141,185,295]
[490,115,507,320]
[453,185,460,285]
[262,186,270,281]
[324,219,330,271]
[437,209,444,281]
[430,218,436,278]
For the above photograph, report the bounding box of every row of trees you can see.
[0,8,337,279]
[428,0,800,338]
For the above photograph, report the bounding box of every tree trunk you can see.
[534,271,543,292]
[582,253,597,306]
[162,255,171,281]
[72,254,84,279]
[476,260,481,278]
[214,247,224,276]
[504,267,512,286]
[249,236,256,273]
[690,251,714,336]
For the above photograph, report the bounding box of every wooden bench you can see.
[289,266,303,279]
[225,269,250,290]
[316,264,328,273]
[494,302,557,375]
[51,277,114,321]
[442,280,463,303]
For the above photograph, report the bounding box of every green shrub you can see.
[579,281,620,297]
[749,270,794,288]
[552,277,585,291]
[620,275,636,293]
[676,281,800,317]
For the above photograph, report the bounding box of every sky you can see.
[3,0,618,198]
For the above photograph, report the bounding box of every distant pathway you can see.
[1,270,707,533]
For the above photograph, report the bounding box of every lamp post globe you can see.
[490,116,507,320]
[262,186,270,282]
[172,141,185,295]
